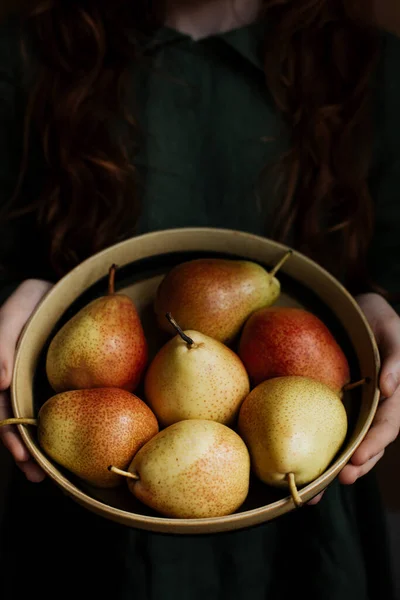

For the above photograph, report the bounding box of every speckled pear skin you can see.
[144,330,250,427]
[126,420,251,518]
[239,307,350,392]
[238,376,348,487]
[154,259,280,344]
[46,293,148,393]
[38,388,159,488]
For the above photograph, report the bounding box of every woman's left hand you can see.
[309,292,400,505]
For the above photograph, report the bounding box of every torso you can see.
[0,16,399,600]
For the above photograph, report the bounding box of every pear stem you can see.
[108,264,117,295]
[0,418,38,428]
[343,378,370,392]
[287,473,303,508]
[270,250,293,278]
[166,313,194,348]
[108,465,140,481]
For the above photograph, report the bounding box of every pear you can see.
[239,307,350,393]
[144,314,250,427]
[238,376,348,506]
[154,253,292,344]
[46,264,148,393]
[110,419,250,518]
[8,389,159,488]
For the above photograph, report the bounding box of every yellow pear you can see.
[109,419,250,518]
[238,376,348,505]
[144,314,250,427]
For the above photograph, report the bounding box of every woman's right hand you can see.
[0,279,53,482]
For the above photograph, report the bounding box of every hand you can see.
[0,279,53,482]
[309,293,400,505]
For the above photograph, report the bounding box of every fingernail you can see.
[0,364,11,390]
[16,445,31,463]
[0,366,6,388]
[26,465,46,483]
[11,440,31,463]
[385,374,398,397]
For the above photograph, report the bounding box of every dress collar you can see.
[141,19,266,72]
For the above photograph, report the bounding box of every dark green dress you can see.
[0,18,398,600]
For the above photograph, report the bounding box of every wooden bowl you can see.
[11,228,380,534]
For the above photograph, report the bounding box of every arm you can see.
[310,31,400,503]
[341,149,400,483]
[0,281,52,482]
[309,293,400,505]
[339,294,400,484]
[0,18,54,480]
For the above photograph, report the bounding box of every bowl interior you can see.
[12,228,380,534]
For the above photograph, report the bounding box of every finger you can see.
[307,491,325,506]
[0,390,30,462]
[17,459,46,483]
[350,391,400,467]
[377,316,400,398]
[356,294,400,398]
[356,293,398,336]
[380,357,400,400]
[0,280,52,390]
[339,450,385,485]
[1,428,31,463]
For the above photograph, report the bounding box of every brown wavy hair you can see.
[4,0,380,291]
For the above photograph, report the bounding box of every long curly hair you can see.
[2,0,380,291]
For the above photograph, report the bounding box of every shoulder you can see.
[371,30,400,169]
[0,14,40,118]
[0,15,24,83]
[376,29,400,100]
[0,17,25,128]
[377,29,400,98]
[369,32,400,247]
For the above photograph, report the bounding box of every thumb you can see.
[0,279,53,390]
[357,293,400,399]
[375,313,400,399]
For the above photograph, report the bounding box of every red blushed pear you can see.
[154,252,293,344]
[46,264,148,393]
[238,307,350,393]
[0,389,159,488]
